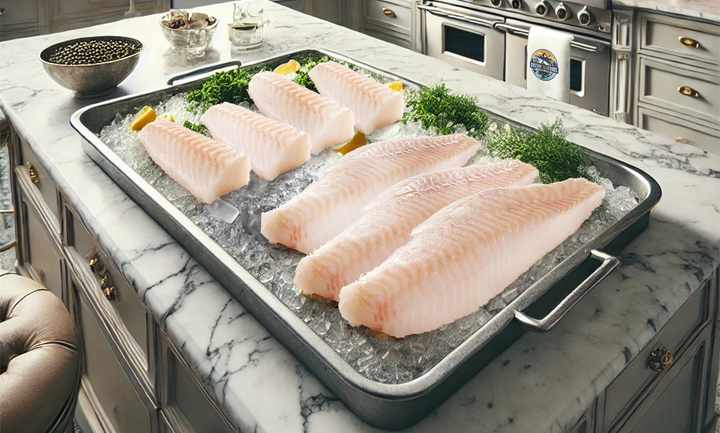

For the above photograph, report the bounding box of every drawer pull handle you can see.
[0,8,6,15]
[648,346,673,372]
[89,0,103,3]
[677,86,700,98]
[678,36,700,48]
[675,137,696,146]
[382,7,397,18]
[26,162,39,185]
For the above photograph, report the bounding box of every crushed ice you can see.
[99,93,640,385]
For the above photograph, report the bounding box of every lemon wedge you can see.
[333,131,367,155]
[274,59,302,76]
[387,81,403,92]
[157,113,175,122]
[130,106,157,131]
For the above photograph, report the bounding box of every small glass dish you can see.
[159,12,218,56]
[228,21,266,50]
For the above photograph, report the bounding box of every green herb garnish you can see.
[486,120,592,183]
[186,65,269,110]
[182,120,208,135]
[401,84,489,139]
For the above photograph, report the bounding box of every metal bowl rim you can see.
[39,35,144,68]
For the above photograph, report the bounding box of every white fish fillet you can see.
[248,71,355,154]
[308,61,404,134]
[339,178,606,337]
[261,134,481,254]
[201,102,312,181]
[138,120,251,204]
[295,160,539,301]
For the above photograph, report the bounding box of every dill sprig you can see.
[401,84,489,139]
[182,120,207,135]
[486,120,592,184]
[186,65,269,110]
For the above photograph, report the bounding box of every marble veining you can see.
[1,2,719,432]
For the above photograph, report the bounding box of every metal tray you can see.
[71,49,662,430]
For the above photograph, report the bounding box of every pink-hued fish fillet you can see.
[261,134,481,254]
[201,103,312,181]
[339,178,606,338]
[138,120,251,204]
[295,160,539,301]
[248,71,355,154]
[308,61,404,134]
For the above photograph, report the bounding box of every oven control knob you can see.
[577,6,592,25]
[490,0,502,7]
[510,0,521,8]
[555,3,570,20]
[534,1,548,16]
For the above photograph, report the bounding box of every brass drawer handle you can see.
[678,36,700,48]
[648,346,673,372]
[0,8,6,15]
[382,7,396,18]
[26,162,39,185]
[677,86,700,98]
[675,137,696,146]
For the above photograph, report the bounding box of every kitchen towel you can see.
[526,27,574,103]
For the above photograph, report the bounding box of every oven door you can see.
[501,19,611,116]
[419,2,505,80]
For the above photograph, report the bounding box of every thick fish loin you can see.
[308,61,404,134]
[339,178,606,338]
[138,120,251,204]
[261,134,481,254]
[201,102,312,181]
[295,160,539,301]
[248,71,355,154]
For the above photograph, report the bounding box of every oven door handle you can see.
[417,3,501,29]
[493,22,601,53]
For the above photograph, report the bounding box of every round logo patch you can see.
[529,49,559,81]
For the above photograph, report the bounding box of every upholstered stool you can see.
[0,273,81,433]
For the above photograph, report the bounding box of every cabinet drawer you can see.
[637,106,720,155]
[0,0,38,26]
[602,280,710,430]
[23,198,63,299]
[639,12,720,67]
[159,333,235,433]
[615,330,709,433]
[74,280,154,433]
[20,138,59,223]
[66,203,151,368]
[638,56,720,125]
[53,0,154,20]
[363,0,411,34]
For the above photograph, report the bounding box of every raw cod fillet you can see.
[339,178,606,338]
[138,120,251,204]
[308,61,404,134]
[248,71,355,154]
[295,160,539,301]
[201,102,312,181]
[261,134,481,254]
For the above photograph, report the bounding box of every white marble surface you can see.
[1,2,719,432]
[614,0,720,23]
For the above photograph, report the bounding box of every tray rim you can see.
[70,49,662,400]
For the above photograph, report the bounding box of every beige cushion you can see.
[0,273,80,433]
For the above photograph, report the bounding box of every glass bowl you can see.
[159,12,218,56]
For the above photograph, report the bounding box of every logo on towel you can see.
[529,49,559,81]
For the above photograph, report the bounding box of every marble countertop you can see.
[1,2,719,432]
[613,0,720,23]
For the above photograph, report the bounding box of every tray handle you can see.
[167,60,243,85]
[514,250,620,332]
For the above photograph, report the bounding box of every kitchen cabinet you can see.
[0,0,168,41]
[302,0,359,29]
[633,11,720,154]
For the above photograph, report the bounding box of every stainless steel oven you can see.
[419,0,612,116]
[420,2,506,80]
[501,19,611,115]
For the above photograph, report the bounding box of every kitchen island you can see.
[1,2,719,432]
